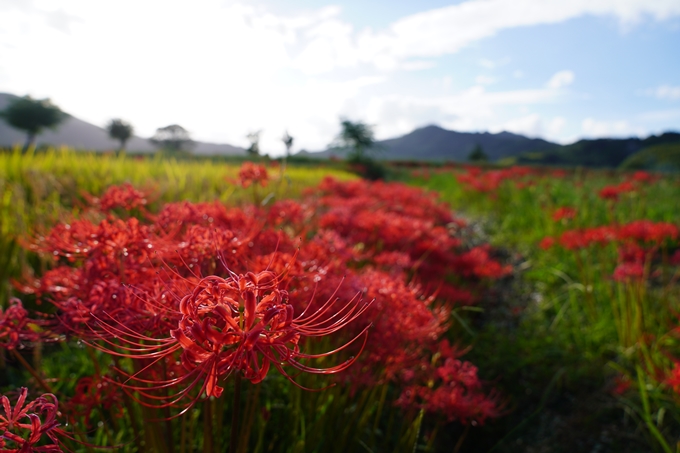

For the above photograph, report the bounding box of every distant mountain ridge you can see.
[0,92,245,155]
[3,92,679,168]
[299,125,561,161]
[514,133,680,168]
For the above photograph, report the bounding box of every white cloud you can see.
[546,70,575,89]
[362,86,561,140]
[581,117,645,137]
[486,114,565,140]
[0,0,677,153]
[649,85,680,100]
[475,75,497,85]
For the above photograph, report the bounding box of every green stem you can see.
[10,348,53,394]
[230,373,242,453]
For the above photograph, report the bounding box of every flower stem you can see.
[10,348,52,393]
[231,373,242,453]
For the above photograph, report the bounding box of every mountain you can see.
[0,93,245,155]
[620,143,680,172]
[298,125,561,161]
[514,133,680,168]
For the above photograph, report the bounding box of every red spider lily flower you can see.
[666,361,680,394]
[611,375,631,396]
[0,299,44,350]
[95,183,150,213]
[629,171,659,184]
[598,181,635,201]
[238,163,269,188]
[90,267,372,412]
[394,340,500,424]
[552,207,577,222]
[612,262,645,282]
[618,220,678,245]
[0,388,72,452]
[539,237,556,250]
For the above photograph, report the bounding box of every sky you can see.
[0,0,679,155]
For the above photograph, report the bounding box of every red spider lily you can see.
[598,181,636,201]
[611,374,631,396]
[539,237,556,250]
[612,262,645,282]
[618,220,678,245]
[394,340,500,424]
[455,166,536,193]
[453,246,512,279]
[629,171,659,184]
[558,226,617,250]
[88,266,372,412]
[91,183,151,215]
[0,299,45,350]
[0,388,72,452]
[237,163,269,188]
[666,362,680,394]
[552,206,577,222]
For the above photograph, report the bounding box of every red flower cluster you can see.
[237,162,269,188]
[395,340,499,424]
[0,388,70,452]
[539,219,679,283]
[598,181,636,201]
[456,166,537,193]
[546,220,678,252]
[0,299,46,350]
[21,178,502,422]
[552,206,577,222]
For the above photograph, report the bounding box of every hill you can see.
[514,133,680,168]
[620,143,680,172]
[299,125,561,162]
[0,93,245,155]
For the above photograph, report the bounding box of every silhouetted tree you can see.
[246,130,261,156]
[332,119,375,161]
[282,131,294,157]
[106,119,134,153]
[468,144,488,162]
[0,96,64,152]
[150,124,193,154]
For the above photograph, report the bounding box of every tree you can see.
[246,131,261,156]
[106,119,134,153]
[468,144,488,162]
[281,131,294,157]
[0,96,64,152]
[150,124,193,154]
[332,119,375,162]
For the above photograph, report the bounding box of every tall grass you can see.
[411,166,680,450]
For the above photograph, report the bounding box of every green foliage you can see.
[411,166,680,450]
[0,96,64,151]
[332,119,376,161]
[150,124,193,154]
[106,118,134,151]
[468,144,488,162]
[620,143,680,172]
[515,133,680,168]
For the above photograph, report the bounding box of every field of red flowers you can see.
[414,165,680,452]
[4,149,680,452]
[0,154,512,452]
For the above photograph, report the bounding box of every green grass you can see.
[409,167,680,451]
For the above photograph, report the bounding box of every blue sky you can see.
[0,0,678,154]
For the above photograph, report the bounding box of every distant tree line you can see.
[0,95,384,178]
